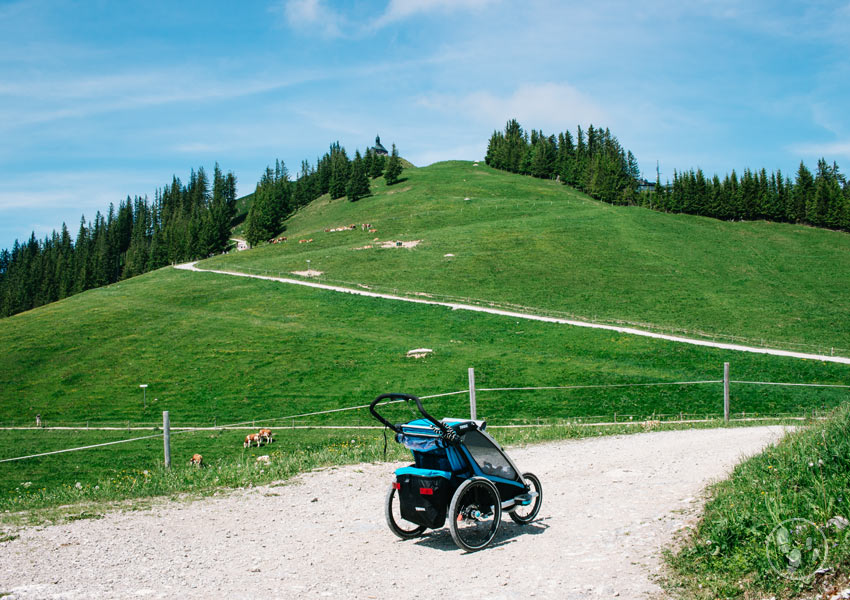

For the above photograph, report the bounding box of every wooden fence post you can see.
[723,362,730,424]
[468,367,477,420]
[163,411,171,469]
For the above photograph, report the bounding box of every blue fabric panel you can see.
[396,434,442,452]
[395,466,452,480]
[445,446,466,472]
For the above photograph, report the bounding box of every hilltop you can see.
[203,160,850,352]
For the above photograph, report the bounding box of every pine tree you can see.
[328,143,350,199]
[346,150,370,202]
[384,144,402,186]
[370,153,385,179]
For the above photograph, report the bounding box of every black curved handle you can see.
[369,392,449,435]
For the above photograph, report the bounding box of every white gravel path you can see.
[173,262,850,365]
[1,426,789,600]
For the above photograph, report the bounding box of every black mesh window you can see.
[461,431,516,480]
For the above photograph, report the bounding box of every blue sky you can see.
[2,0,849,249]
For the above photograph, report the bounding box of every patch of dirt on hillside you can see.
[385,185,412,195]
[379,239,421,249]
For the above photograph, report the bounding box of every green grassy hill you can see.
[2,160,849,512]
[204,161,850,353]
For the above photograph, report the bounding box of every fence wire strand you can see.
[2,378,846,464]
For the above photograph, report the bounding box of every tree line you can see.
[648,160,850,231]
[485,119,641,205]
[0,164,237,318]
[486,119,850,233]
[244,141,401,246]
[0,136,404,318]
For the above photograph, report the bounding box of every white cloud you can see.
[373,0,497,28]
[277,0,343,37]
[275,0,498,36]
[789,140,850,160]
[419,82,607,133]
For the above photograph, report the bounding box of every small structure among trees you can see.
[372,135,388,156]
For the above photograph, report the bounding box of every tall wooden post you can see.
[723,362,730,424]
[468,367,477,420]
[163,411,171,469]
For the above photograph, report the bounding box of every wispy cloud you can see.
[0,68,329,132]
[789,140,850,160]
[0,169,158,212]
[418,82,607,132]
[273,0,344,37]
[372,0,497,29]
[274,0,499,37]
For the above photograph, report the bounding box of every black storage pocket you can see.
[397,473,451,529]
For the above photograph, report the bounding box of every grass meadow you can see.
[202,161,850,353]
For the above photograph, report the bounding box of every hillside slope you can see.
[204,161,850,352]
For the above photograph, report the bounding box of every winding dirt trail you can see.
[1,426,788,599]
[173,262,850,365]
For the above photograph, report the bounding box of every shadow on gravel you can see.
[411,519,550,552]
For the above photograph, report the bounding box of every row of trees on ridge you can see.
[651,160,850,231]
[244,142,401,245]
[0,138,404,318]
[485,119,641,205]
[0,165,237,318]
[486,119,850,233]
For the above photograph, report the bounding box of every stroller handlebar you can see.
[369,393,455,440]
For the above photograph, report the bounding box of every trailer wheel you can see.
[449,477,501,551]
[385,485,426,539]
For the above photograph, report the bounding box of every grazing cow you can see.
[244,433,261,448]
[189,453,204,467]
[258,428,273,444]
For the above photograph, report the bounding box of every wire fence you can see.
[2,373,848,465]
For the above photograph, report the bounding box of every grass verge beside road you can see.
[666,405,850,599]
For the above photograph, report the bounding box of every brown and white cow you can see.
[189,453,203,467]
[244,433,261,448]
[258,428,273,444]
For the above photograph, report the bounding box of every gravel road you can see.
[1,426,788,600]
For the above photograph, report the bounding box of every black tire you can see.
[509,472,542,524]
[385,485,426,539]
[449,477,502,551]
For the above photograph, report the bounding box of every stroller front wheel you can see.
[449,477,502,552]
[509,471,542,524]
[385,485,426,539]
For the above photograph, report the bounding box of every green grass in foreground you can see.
[666,405,850,599]
[0,419,799,521]
[203,161,850,352]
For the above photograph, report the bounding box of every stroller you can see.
[369,393,543,551]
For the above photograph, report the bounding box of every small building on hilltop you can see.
[372,135,388,156]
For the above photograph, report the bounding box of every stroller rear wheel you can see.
[449,477,502,551]
[385,485,426,539]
